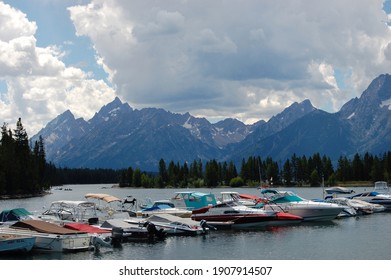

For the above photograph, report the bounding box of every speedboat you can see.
[170,191,217,210]
[39,200,100,225]
[0,220,92,252]
[191,201,303,229]
[137,204,192,218]
[100,219,166,243]
[324,186,355,195]
[325,197,372,216]
[349,191,391,210]
[126,213,211,236]
[260,189,345,221]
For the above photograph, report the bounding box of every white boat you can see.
[0,234,35,254]
[325,197,371,216]
[0,220,92,252]
[126,213,210,236]
[324,186,355,194]
[100,219,165,243]
[191,201,303,229]
[136,203,192,218]
[260,189,345,221]
[374,181,389,193]
[39,200,100,225]
[349,191,391,210]
[170,191,217,210]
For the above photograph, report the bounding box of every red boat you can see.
[191,201,303,229]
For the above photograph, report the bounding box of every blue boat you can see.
[0,234,36,254]
[170,191,217,210]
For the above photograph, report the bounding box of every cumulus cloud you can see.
[67,0,391,124]
[0,1,115,135]
[2,0,391,136]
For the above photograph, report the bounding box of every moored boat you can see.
[325,186,355,195]
[260,189,345,221]
[191,201,303,229]
[0,220,93,252]
[126,213,211,236]
[0,234,35,254]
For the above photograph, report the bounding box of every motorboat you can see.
[349,191,391,210]
[137,203,192,218]
[0,208,35,226]
[170,191,217,210]
[84,193,133,220]
[0,220,93,252]
[39,200,100,225]
[100,219,166,243]
[324,186,355,195]
[139,198,175,210]
[0,233,35,254]
[326,197,385,215]
[373,181,389,193]
[126,213,211,236]
[326,196,372,217]
[63,222,113,250]
[191,201,303,229]
[260,189,345,221]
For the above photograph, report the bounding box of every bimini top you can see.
[84,193,122,203]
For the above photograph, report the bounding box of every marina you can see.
[0,183,391,260]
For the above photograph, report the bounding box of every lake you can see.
[1,184,390,260]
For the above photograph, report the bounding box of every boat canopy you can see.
[172,191,217,209]
[10,220,86,235]
[64,223,111,233]
[85,193,121,203]
[0,208,33,222]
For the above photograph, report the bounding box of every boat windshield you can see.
[269,192,304,203]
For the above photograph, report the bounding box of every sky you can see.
[1,0,391,136]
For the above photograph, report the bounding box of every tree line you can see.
[1,118,390,197]
[119,152,391,188]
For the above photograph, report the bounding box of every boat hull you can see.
[0,235,35,253]
[0,228,92,252]
[276,204,344,221]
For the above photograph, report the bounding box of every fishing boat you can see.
[260,189,345,221]
[0,234,35,254]
[39,200,100,225]
[191,201,303,229]
[0,220,93,252]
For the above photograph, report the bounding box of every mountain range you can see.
[31,74,391,171]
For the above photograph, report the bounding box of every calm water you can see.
[1,184,390,260]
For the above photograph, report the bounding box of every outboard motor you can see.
[200,219,217,232]
[111,227,124,244]
[144,221,166,240]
